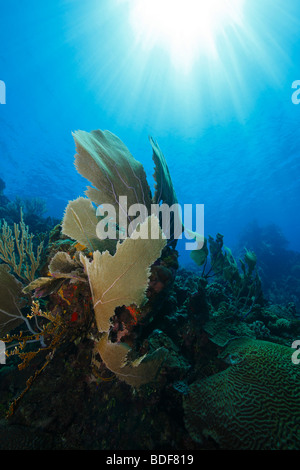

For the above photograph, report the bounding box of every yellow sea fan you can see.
[73,129,152,218]
[81,214,166,333]
[97,333,167,388]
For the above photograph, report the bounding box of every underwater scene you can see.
[0,0,300,453]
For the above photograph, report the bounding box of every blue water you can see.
[0,0,299,265]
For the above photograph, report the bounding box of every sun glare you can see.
[129,0,245,69]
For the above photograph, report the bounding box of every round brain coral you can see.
[183,338,300,449]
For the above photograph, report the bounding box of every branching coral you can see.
[0,211,43,283]
[3,300,75,416]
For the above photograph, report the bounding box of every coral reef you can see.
[191,232,264,319]
[0,130,299,450]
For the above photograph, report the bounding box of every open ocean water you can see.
[0,0,300,453]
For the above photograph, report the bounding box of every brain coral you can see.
[183,338,300,449]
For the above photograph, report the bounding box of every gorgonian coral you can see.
[0,129,179,414]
